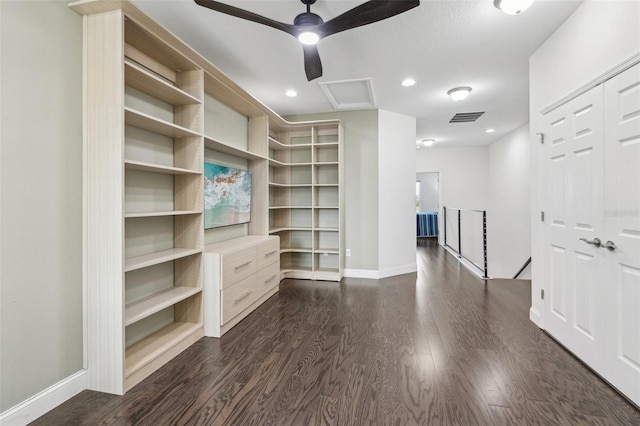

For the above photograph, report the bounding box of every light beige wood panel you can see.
[85,9,126,395]
[124,59,199,105]
[248,115,269,157]
[124,160,199,175]
[221,274,257,325]
[124,321,202,391]
[124,210,199,218]
[256,237,280,269]
[221,247,257,287]
[125,247,201,272]
[255,261,280,298]
[124,107,200,138]
[125,44,176,84]
[124,286,202,326]
[249,158,269,235]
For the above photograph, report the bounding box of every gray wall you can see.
[285,110,379,271]
[1,0,83,411]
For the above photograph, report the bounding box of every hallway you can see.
[31,240,640,425]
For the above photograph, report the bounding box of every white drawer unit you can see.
[204,235,280,337]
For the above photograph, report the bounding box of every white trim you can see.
[344,263,417,280]
[444,246,491,280]
[540,52,640,115]
[343,268,380,279]
[377,263,417,279]
[529,307,542,328]
[0,370,86,426]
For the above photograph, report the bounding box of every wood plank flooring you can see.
[31,239,640,425]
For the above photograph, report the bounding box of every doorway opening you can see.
[416,172,440,241]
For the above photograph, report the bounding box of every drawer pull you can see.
[265,250,278,257]
[234,260,252,270]
[265,274,277,284]
[234,292,251,304]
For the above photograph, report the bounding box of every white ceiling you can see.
[131,0,582,147]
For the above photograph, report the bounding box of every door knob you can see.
[580,237,602,247]
[601,240,617,251]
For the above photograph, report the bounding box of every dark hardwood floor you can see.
[31,239,640,425]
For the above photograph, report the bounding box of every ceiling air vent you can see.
[449,111,485,123]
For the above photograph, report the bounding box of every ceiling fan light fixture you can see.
[494,0,535,15]
[298,31,320,45]
[447,86,472,101]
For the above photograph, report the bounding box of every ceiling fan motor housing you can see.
[294,12,323,26]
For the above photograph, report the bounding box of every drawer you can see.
[256,238,280,270]
[221,273,257,325]
[221,246,257,288]
[256,261,280,298]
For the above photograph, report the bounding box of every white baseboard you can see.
[529,306,543,328]
[377,263,417,279]
[343,268,380,279]
[344,263,417,280]
[0,370,86,426]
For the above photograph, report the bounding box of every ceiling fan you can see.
[194,0,420,81]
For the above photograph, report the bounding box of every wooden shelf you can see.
[269,136,312,150]
[125,59,201,106]
[313,184,339,187]
[269,227,312,233]
[314,249,340,254]
[269,182,312,188]
[125,248,201,272]
[314,141,339,146]
[280,247,313,253]
[124,160,200,175]
[124,210,201,218]
[125,286,202,326]
[315,227,339,232]
[204,136,267,161]
[268,159,313,168]
[315,161,339,166]
[269,206,312,210]
[125,321,201,378]
[125,107,200,138]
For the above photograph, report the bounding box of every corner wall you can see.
[1,0,84,413]
[488,124,531,279]
[377,110,417,277]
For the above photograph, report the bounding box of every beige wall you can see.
[0,0,83,412]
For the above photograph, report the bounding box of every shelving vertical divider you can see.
[85,9,126,395]
[248,115,269,236]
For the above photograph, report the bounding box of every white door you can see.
[542,85,605,371]
[603,62,640,406]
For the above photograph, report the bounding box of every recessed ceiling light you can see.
[494,0,535,15]
[486,128,495,133]
[422,139,435,146]
[285,89,298,97]
[402,78,416,87]
[447,86,472,101]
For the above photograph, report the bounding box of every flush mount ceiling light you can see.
[417,139,435,148]
[402,78,416,87]
[494,0,535,15]
[285,89,298,97]
[486,128,495,133]
[447,86,472,101]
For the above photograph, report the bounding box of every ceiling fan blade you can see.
[318,0,420,38]
[303,45,323,81]
[194,0,296,36]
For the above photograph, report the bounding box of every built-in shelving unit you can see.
[268,123,344,281]
[71,0,344,396]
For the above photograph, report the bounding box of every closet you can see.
[540,62,640,406]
